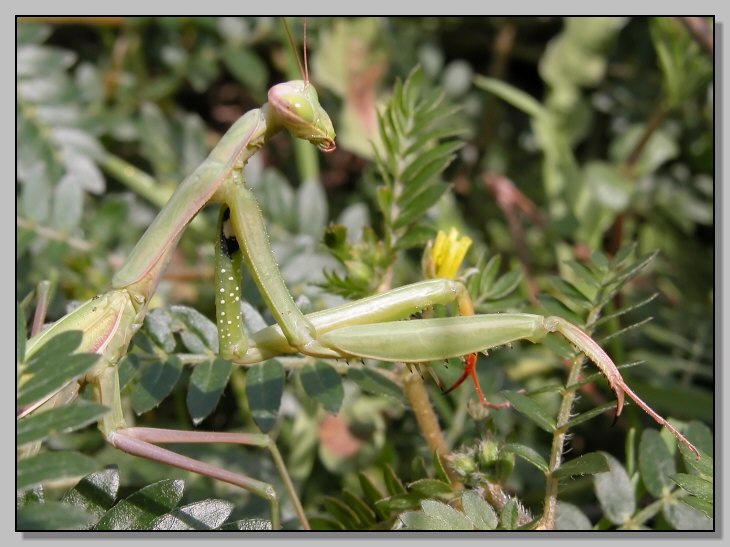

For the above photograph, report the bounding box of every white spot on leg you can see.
[220,288,225,293]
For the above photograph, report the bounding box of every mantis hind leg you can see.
[107,427,311,530]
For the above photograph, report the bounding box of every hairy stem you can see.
[540,305,604,529]
[539,356,586,529]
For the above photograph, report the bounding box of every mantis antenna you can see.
[282,16,309,83]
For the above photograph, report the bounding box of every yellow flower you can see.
[426,227,472,279]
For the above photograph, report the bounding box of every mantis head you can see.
[268,80,336,153]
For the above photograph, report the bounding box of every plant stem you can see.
[538,356,586,529]
[17,217,94,252]
[620,488,688,529]
[401,372,458,481]
[267,441,311,530]
[100,152,208,235]
[540,304,604,529]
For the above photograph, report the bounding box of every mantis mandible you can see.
[17,18,700,530]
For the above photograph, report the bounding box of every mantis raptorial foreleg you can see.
[21,62,337,528]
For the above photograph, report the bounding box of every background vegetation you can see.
[17,16,713,531]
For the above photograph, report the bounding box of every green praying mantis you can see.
[17,19,700,530]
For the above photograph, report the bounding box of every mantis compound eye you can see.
[280,94,316,125]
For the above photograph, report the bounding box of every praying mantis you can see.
[17,18,701,531]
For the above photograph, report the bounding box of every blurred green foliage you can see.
[17,17,713,531]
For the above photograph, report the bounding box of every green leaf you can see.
[501,390,556,433]
[433,451,451,484]
[348,367,405,403]
[61,467,120,522]
[639,429,677,497]
[17,330,100,408]
[299,361,344,414]
[407,478,452,498]
[151,499,234,530]
[562,401,617,429]
[593,452,635,525]
[551,277,592,308]
[679,496,713,521]
[17,300,26,364]
[170,305,219,353]
[563,259,601,289]
[17,400,108,446]
[17,44,76,78]
[256,168,297,232]
[583,161,634,213]
[474,75,547,119]
[536,295,584,328]
[394,224,437,251]
[221,518,272,531]
[501,443,549,474]
[17,501,95,531]
[17,24,51,45]
[186,357,232,425]
[684,420,714,455]
[245,359,284,433]
[399,510,452,530]
[94,479,184,530]
[485,270,523,301]
[671,473,713,503]
[51,173,84,232]
[130,355,184,415]
[554,502,592,530]
[421,499,473,530]
[374,493,422,513]
[461,490,498,530]
[553,452,609,479]
[393,182,451,230]
[679,446,713,478]
[221,45,267,95]
[662,499,713,530]
[143,308,176,352]
[297,178,328,238]
[499,498,520,530]
[322,496,362,529]
[341,490,377,527]
[138,102,176,177]
[609,242,637,269]
[383,463,407,496]
[399,141,462,184]
[358,472,386,518]
[118,354,142,392]
[17,451,98,491]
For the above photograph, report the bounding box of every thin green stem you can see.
[267,441,311,530]
[100,152,208,235]
[619,488,688,529]
[17,217,94,252]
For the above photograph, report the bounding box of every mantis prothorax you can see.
[18,19,700,530]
